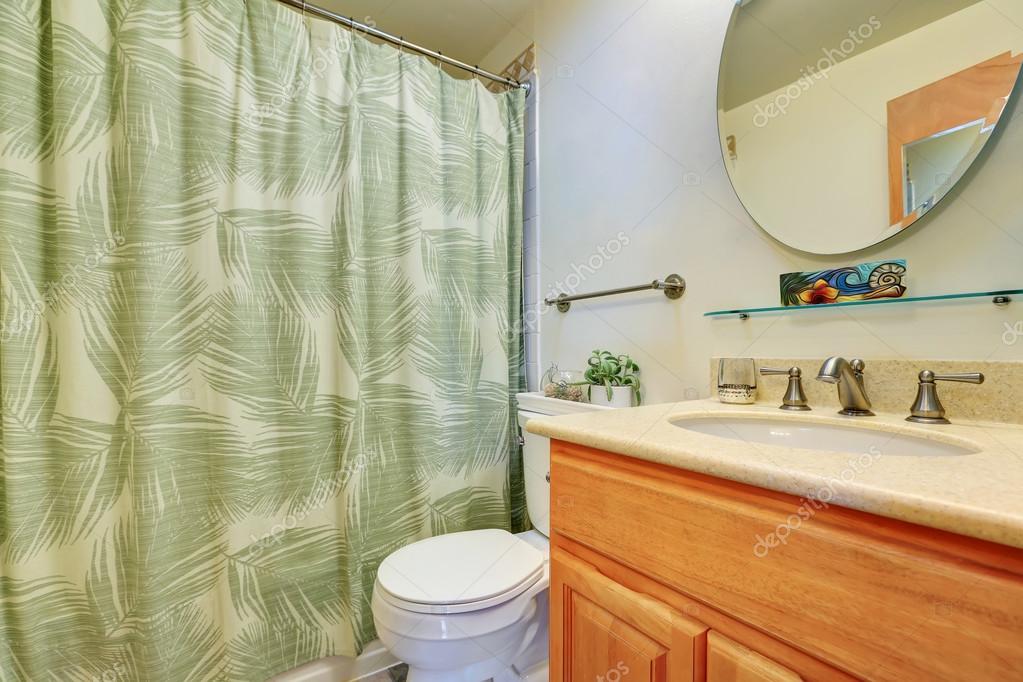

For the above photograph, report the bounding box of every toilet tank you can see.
[515,393,610,537]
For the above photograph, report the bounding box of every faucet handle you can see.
[929,371,984,384]
[850,359,866,375]
[760,366,810,411]
[759,367,795,376]
[907,370,985,424]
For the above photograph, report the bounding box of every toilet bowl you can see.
[371,393,609,682]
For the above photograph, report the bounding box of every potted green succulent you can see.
[585,350,642,407]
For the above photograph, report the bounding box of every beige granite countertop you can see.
[526,399,1023,550]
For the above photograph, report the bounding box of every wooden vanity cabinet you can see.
[548,441,1023,682]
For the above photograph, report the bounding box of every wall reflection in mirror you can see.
[718,0,1023,255]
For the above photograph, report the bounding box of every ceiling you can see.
[313,0,532,68]
[721,0,986,109]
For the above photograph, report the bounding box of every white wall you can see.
[534,0,1023,405]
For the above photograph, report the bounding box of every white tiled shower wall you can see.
[523,74,542,391]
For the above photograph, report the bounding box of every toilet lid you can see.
[376,529,545,610]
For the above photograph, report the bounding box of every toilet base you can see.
[402,609,545,682]
[400,596,547,682]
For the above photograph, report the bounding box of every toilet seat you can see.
[376,529,545,615]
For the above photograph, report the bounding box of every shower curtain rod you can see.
[274,0,531,92]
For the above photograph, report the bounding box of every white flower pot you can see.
[589,385,634,408]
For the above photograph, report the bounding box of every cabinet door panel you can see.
[551,551,707,682]
[570,593,664,682]
[708,632,803,682]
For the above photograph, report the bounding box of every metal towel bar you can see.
[544,274,686,313]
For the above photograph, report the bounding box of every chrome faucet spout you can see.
[816,357,844,384]
[816,357,874,416]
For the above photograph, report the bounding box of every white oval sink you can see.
[671,416,979,457]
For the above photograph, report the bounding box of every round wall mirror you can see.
[718,0,1023,255]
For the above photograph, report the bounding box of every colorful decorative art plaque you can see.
[781,261,907,307]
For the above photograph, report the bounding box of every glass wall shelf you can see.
[705,289,1019,319]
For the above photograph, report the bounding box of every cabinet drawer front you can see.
[551,551,708,682]
[550,442,1023,682]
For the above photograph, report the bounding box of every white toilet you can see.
[371,392,609,682]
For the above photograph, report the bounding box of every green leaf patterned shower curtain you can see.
[0,0,526,679]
